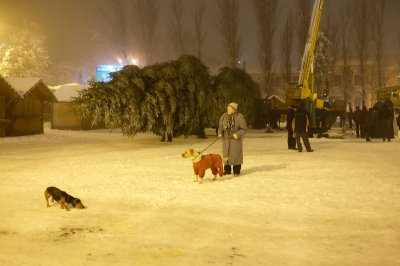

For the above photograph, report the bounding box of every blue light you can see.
[96,65,123,82]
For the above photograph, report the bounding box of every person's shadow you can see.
[221,164,288,181]
[243,164,288,175]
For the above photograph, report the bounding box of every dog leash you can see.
[193,137,220,161]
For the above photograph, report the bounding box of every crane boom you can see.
[285,0,325,132]
[298,0,324,99]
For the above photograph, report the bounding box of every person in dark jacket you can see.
[364,107,377,142]
[292,103,313,152]
[353,106,362,138]
[348,106,353,129]
[286,106,296,150]
[360,105,367,138]
[379,102,393,142]
[218,102,248,176]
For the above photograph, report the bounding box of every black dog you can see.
[44,186,85,211]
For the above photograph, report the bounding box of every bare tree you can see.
[398,33,400,71]
[398,33,400,74]
[339,3,352,130]
[111,0,130,64]
[252,0,279,97]
[44,63,81,86]
[217,0,241,68]
[168,0,186,57]
[352,0,370,105]
[280,16,293,87]
[94,0,131,64]
[109,0,130,64]
[369,0,386,97]
[132,0,159,66]
[314,32,333,97]
[295,0,312,62]
[322,2,339,95]
[194,1,206,60]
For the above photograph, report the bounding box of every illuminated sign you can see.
[96,65,123,82]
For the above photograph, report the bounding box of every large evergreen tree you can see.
[147,60,179,141]
[72,55,213,141]
[72,65,159,137]
[150,55,212,140]
[175,55,213,138]
[211,67,261,127]
[108,65,159,135]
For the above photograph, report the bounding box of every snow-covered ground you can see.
[0,126,399,266]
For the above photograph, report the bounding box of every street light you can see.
[238,60,246,71]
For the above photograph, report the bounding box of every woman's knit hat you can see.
[228,102,238,110]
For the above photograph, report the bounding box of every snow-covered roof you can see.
[48,84,62,91]
[267,94,286,103]
[0,75,56,101]
[52,83,87,102]
[0,75,17,97]
[4,77,41,97]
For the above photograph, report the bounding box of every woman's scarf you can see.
[225,112,237,132]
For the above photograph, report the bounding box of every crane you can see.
[286,0,324,130]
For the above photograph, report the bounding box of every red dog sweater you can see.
[193,154,224,178]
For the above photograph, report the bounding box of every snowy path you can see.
[0,128,399,266]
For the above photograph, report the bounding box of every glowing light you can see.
[131,58,138,66]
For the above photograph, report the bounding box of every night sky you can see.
[0,0,399,72]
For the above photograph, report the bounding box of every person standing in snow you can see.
[379,100,393,142]
[360,105,367,138]
[353,106,362,138]
[348,106,353,129]
[286,105,296,150]
[218,102,247,176]
[292,102,313,152]
[396,112,400,128]
[364,107,377,142]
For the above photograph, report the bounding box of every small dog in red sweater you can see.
[182,148,224,183]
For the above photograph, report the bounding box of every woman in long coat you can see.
[218,102,247,176]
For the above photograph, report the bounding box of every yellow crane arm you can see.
[298,0,324,99]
